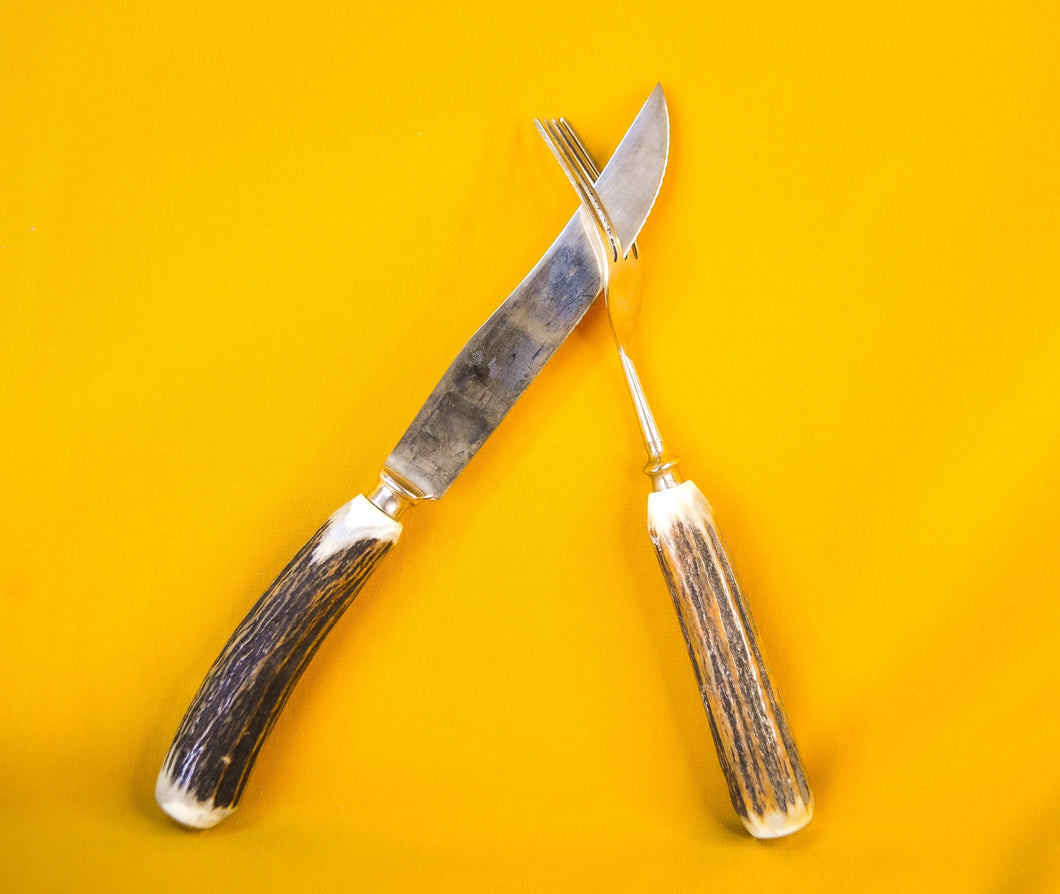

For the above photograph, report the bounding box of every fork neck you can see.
[616,351,682,491]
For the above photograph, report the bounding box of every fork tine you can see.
[557,118,640,263]
[554,121,621,262]
[534,117,621,262]
[534,118,595,216]
[533,119,572,186]
[557,118,602,181]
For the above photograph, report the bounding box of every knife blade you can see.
[156,85,670,829]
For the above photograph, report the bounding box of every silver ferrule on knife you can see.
[367,467,426,520]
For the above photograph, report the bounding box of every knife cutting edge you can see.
[156,85,670,829]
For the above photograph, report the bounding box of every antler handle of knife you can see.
[648,480,813,838]
[156,492,403,829]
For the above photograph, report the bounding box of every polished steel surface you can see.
[382,86,669,501]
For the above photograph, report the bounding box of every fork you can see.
[536,116,813,838]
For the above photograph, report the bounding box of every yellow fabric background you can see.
[2,1,1058,890]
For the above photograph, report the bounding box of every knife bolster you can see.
[157,495,401,829]
[369,467,427,520]
[648,480,813,838]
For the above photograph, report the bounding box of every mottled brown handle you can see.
[648,480,812,838]
[156,495,401,829]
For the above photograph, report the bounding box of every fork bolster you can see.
[648,481,813,838]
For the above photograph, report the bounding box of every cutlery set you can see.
[156,84,812,838]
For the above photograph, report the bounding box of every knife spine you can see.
[156,496,401,828]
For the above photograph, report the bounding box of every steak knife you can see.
[156,85,670,829]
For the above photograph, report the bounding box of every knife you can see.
[156,85,670,829]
